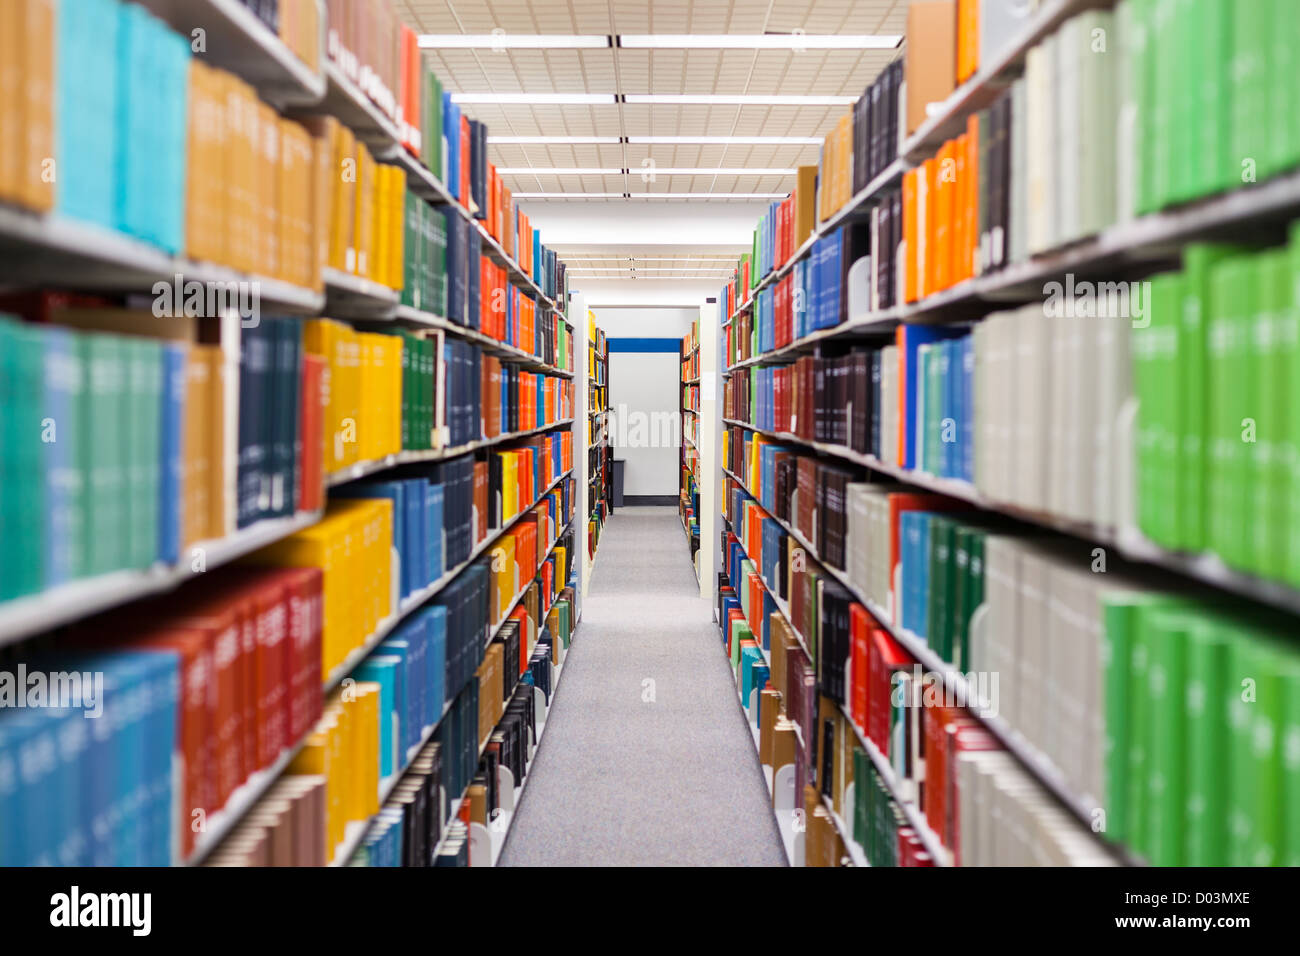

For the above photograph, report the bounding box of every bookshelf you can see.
[0,0,582,869]
[679,320,700,562]
[588,316,611,558]
[706,1,1300,868]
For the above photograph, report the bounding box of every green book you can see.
[1149,0,1175,210]
[1267,0,1299,179]
[1230,0,1270,190]
[1226,633,1259,866]
[424,70,444,186]
[83,333,127,577]
[1133,271,1181,548]
[1145,608,1189,866]
[1184,615,1230,865]
[958,528,985,672]
[1287,223,1300,587]
[1179,243,1243,552]
[927,517,954,664]
[133,337,163,569]
[1101,590,1175,847]
[1250,638,1284,867]
[1253,249,1289,578]
[11,323,47,598]
[1280,653,1300,867]
[1130,0,1158,215]
[1207,256,1251,568]
[1192,0,1234,196]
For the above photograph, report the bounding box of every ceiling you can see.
[395,0,906,283]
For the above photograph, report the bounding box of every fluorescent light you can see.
[489,136,622,144]
[567,267,734,272]
[628,135,821,145]
[451,93,617,105]
[619,34,902,50]
[497,168,624,175]
[497,167,795,176]
[571,258,741,263]
[624,94,857,106]
[513,191,785,199]
[644,167,796,176]
[419,34,610,49]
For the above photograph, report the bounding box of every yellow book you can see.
[388,335,403,455]
[309,120,334,290]
[354,144,374,278]
[322,705,345,852]
[350,682,381,821]
[336,325,361,466]
[491,534,517,623]
[837,113,853,210]
[391,170,407,291]
[332,122,355,274]
[374,165,390,291]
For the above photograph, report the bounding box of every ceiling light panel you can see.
[451,92,618,104]
[623,94,857,105]
[418,34,611,49]
[617,34,902,49]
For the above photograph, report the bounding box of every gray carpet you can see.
[498,506,786,866]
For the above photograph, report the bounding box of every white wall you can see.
[596,306,699,498]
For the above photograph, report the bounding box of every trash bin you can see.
[611,458,626,509]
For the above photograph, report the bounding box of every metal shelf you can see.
[325,422,575,488]
[0,509,323,649]
[0,205,325,313]
[139,0,326,108]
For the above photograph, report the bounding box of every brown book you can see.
[904,1,957,136]
[759,688,782,765]
[794,166,818,249]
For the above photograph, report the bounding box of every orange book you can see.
[18,0,55,211]
[957,0,979,84]
[933,143,950,292]
[902,169,918,303]
[922,158,939,297]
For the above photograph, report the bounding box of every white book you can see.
[1024,43,1050,254]
[1008,77,1029,265]
[1056,17,1082,246]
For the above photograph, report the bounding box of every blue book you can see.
[445,214,469,326]
[740,645,764,704]
[961,336,976,482]
[467,227,482,330]
[421,605,448,718]
[424,482,445,583]
[898,326,963,470]
[403,478,425,590]
[442,93,460,200]
[354,657,401,777]
[59,0,120,229]
[158,343,186,565]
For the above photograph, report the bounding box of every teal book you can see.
[82,333,127,576]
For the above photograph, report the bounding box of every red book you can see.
[922,707,969,835]
[159,595,244,806]
[849,603,871,731]
[868,627,913,756]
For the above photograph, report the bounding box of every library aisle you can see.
[500,507,785,866]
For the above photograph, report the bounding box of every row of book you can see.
[722,486,1121,866]
[724,446,1300,867]
[326,0,564,301]
[0,465,575,867]
[0,563,325,866]
[304,317,573,473]
[0,0,568,312]
[0,301,328,603]
[1134,233,1300,586]
[238,0,321,72]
